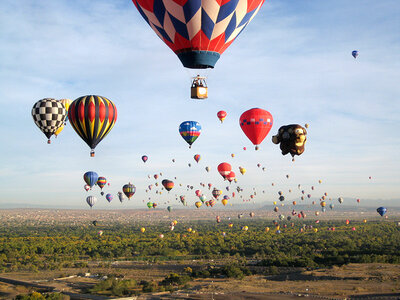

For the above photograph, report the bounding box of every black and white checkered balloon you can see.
[32,98,67,143]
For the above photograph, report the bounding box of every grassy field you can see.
[0,209,399,299]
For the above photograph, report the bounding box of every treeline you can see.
[0,220,399,272]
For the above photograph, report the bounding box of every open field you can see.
[0,209,399,299]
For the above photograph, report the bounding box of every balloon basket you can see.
[47,139,51,144]
[191,87,208,99]
[90,150,95,157]
[191,76,208,99]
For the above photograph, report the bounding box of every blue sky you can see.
[0,0,399,209]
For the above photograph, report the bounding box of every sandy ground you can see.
[1,263,399,299]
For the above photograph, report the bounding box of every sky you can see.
[0,0,399,209]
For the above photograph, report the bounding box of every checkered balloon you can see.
[31,98,67,143]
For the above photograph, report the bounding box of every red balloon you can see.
[217,162,232,179]
[226,171,236,183]
[217,111,227,123]
[239,108,273,150]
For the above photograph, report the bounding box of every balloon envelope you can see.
[97,177,107,190]
[123,183,136,199]
[86,196,97,208]
[217,111,227,123]
[377,206,387,216]
[130,0,266,69]
[68,95,117,156]
[179,121,201,148]
[239,108,273,150]
[84,171,99,188]
[32,98,67,143]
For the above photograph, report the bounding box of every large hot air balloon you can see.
[239,108,273,150]
[84,171,99,188]
[162,179,174,191]
[217,111,227,123]
[377,207,387,217]
[217,162,232,179]
[352,50,359,59]
[68,95,117,157]
[130,0,266,69]
[123,183,136,199]
[97,177,107,190]
[32,98,67,144]
[272,124,307,158]
[86,196,97,208]
[179,121,201,148]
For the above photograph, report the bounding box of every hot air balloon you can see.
[212,188,222,199]
[97,177,107,190]
[179,121,201,148]
[226,171,236,183]
[59,99,72,124]
[250,212,255,218]
[338,197,344,204]
[84,184,90,192]
[86,196,97,208]
[239,167,246,175]
[106,193,113,203]
[195,201,202,208]
[68,95,117,157]
[162,179,174,191]
[123,183,136,199]
[167,206,172,212]
[153,202,158,209]
[205,166,210,172]
[222,199,228,206]
[194,154,201,163]
[352,50,359,59]
[217,162,232,179]
[142,155,148,163]
[84,171,99,188]
[32,98,67,144]
[98,230,103,236]
[377,207,387,217]
[272,124,307,159]
[199,195,207,202]
[140,227,146,233]
[117,192,125,203]
[54,125,64,138]
[130,0,266,71]
[217,111,227,123]
[147,202,153,209]
[239,108,273,150]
